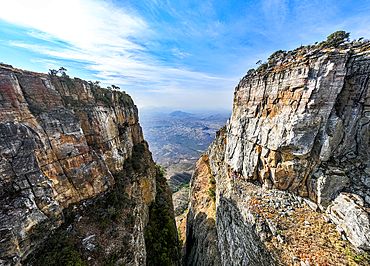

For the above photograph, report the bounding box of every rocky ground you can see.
[232,179,370,266]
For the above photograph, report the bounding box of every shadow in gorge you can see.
[215,196,278,266]
[184,208,221,266]
[168,172,192,193]
[184,196,278,266]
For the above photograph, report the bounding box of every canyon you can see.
[1,34,370,266]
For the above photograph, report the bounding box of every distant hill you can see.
[169,111,194,117]
[140,108,230,220]
[140,108,230,193]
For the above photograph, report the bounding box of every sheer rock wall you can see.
[0,64,157,265]
[185,43,370,265]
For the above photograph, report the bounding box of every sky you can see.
[0,0,370,110]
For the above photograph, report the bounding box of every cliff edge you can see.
[185,37,370,265]
[0,65,179,265]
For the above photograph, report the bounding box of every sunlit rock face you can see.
[0,64,156,265]
[185,43,370,265]
[227,45,370,206]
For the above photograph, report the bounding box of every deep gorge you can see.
[1,34,370,266]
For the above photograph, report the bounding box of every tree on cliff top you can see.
[48,67,68,77]
[321,31,350,48]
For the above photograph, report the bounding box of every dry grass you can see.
[237,180,370,266]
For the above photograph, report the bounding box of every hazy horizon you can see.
[1,0,370,109]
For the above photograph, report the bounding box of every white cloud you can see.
[261,0,289,24]
[0,0,146,49]
[0,0,235,108]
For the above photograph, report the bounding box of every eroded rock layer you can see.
[227,45,370,205]
[0,64,161,265]
[185,42,370,265]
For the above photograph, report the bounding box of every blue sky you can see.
[1,0,370,109]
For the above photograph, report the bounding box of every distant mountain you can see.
[140,109,230,193]
[169,110,194,117]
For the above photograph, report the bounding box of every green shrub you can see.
[209,187,216,202]
[106,253,118,266]
[319,31,350,48]
[144,163,179,266]
[24,230,86,266]
[28,219,53,241]
[257,62,268,73]
[210,175,216,185]
[268,50,285,60]
[131,143,146,171]
[125,212,136,227]
[155,162,167,182]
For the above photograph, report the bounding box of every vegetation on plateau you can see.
[48,67,132,108]
[251,30,369,75]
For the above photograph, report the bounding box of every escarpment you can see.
[185,41,370,265]
[0,64,179,265]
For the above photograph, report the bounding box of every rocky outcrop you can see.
[326,193,370,250]
[185,129,278,266]
[227,44,370,203]
[0,64,175,265]
[185,41,370,265]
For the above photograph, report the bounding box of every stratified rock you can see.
[0,64,162,265]
[185,42,370,265]
[326,193,370,250]
[225,45,370,206]
[185,129,277,266]
[224,43,370,249]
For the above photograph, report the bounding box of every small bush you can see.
[319,31,350,48]
[24,230,86,266]
[210,175,216,185]
[257,62,268,73]
[247,69,255,76]
[268,50,285,60]
[208,187,216,202]
[125,212,136,227]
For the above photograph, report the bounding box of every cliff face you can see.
[185,42,370,265]
[0,64,177,265]
[227,45,370,205]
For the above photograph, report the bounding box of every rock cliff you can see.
[0,64,178,265]
[185,40,370,265]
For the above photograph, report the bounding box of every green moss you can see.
[208,187,216,202]
[210,175,216,185]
